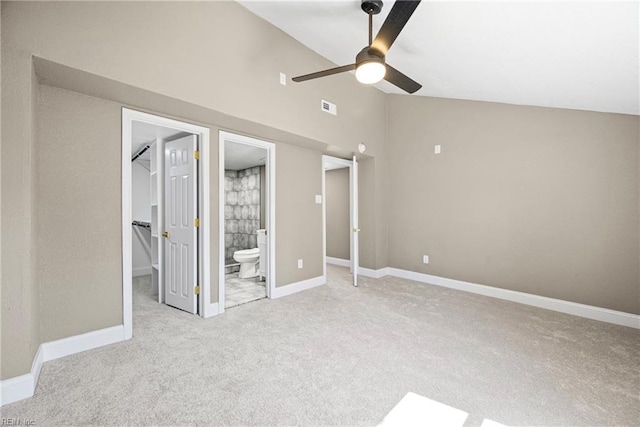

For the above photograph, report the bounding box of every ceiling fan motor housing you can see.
[361,0,383,15]
[356,47,385,67]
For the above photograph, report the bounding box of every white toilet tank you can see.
[257,229,266,280]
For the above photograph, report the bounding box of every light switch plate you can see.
[315,195,322,204]
[435,145,441,154]
[280,72,287,85]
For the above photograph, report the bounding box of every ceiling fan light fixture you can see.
[355,47,386,84]
[356,61,386,84]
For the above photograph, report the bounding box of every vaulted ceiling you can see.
[239,1,639,115]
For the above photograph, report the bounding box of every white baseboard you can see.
[359,266,390,279]
[132,267,151,277]
[1,325,126,406]
[387,268,640,329]
[42,325,125,362]
[325,257,390,280]
[272,275,326,299]
[0,346,43,406]
[326,257,350,267]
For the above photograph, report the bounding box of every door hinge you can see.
[194,285,200,295]
[194,217,200,228]
[193,150,200,160]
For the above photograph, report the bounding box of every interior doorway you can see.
[218,131,276,312]
[122,109,212,339]
[322,155,359,286]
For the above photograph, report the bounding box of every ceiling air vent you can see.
[321,99,337,116]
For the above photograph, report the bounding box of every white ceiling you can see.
[225,141,267,170]
[239,0,639,115]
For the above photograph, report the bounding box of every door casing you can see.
[122,108,213,340]
[218,131,276,313]
[322,155,359,285]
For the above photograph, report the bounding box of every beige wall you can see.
[2,0,638,382]
[0,47,42,378]
[275,144,324,285]
[2,1,388,378]
[388,95,640,314]
[325,168,350,260]
[36,85,123,342]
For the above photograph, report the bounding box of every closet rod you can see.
[132,220,151,229]
[131,144,151,162]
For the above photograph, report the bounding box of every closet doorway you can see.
[122,109,213,340]
[218,131,276,312]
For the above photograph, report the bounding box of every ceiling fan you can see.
[292,0,422,94]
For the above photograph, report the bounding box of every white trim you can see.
[204,302,220,318]
[122,108,211,327]
[387,268,640,329]
[326,256,350,268]
[1,325,126,406]
[0,346,43,406]
[122,112,133,339]
[132,267,152,277]
[326,257,389,279]
[1,374,36,407]
[271,275,326,299]
[42,325,125,362]
[322,155,355,285]
[218,131,276,313]
[359,266,390,279]
[30,344,45,392]
[199,125,212,319]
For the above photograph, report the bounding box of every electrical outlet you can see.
[298,259,304,269]
[423,255,429,264]
[434,145,441,154]
[280,72,287,85]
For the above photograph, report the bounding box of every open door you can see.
[163,135,198,314]
[351,155,359,287]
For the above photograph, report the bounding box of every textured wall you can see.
[388,95,640,315]
[276,145,324,286]
[36,85,123,343]
[325,168,350,260]
[1,0,387,378]
[225,167,262,262]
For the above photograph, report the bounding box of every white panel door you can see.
[351,155,359,287]
[164,135,198,314]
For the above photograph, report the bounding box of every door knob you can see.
[353,228,361,233]
[162,231,170,238]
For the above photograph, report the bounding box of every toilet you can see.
[233,247,260,279]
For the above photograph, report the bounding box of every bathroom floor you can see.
[225,274,266,308]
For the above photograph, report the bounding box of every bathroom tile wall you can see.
[225,167,261,263]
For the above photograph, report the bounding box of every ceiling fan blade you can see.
[371,0,421,54]
[292,64,356,82]
[384,64,422,94]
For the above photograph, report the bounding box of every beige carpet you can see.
[2,265,639,426]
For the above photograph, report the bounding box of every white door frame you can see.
[122,108,212,340]
[218,131,276,313]
[322,155,358,283]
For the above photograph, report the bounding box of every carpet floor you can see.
[2,265,639,426]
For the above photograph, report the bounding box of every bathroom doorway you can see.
[219,131,276,311]
[322,155,359,286]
